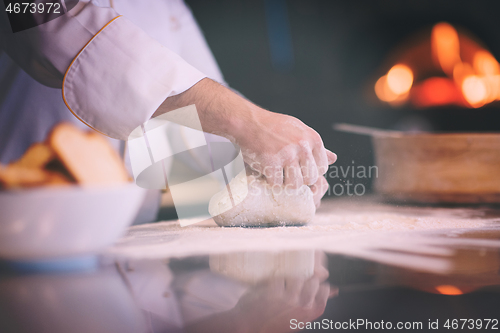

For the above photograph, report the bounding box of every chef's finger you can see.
[326,150,337,165]
[314,283,331,309]
[300,277,320,308]
[284,278,304,304]
[265,164,284,186]
[314,265,329,282]
[300,152,319,186]
[314,251,329,282]
[329,286,339,298]
[310,176,329,208]
[313,146,329,176]
[284,162,303,189]
[267,277,286,298]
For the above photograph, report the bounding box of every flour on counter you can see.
[105,198,500,273]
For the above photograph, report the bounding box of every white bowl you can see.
[0,183,145,261]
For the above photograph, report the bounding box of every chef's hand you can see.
[186,251,336,333]
[229,251,335,333]
[311,175,329,209]
[155,78,337,187]
[186,277,332,333]
[236,109,337,188]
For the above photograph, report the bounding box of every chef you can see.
[0,0,336,207]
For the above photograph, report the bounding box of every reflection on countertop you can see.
[1,246,499,332]
[1,197,500,332]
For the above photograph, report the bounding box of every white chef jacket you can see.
[0,0,225,163]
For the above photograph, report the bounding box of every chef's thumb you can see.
[326,150,337,164]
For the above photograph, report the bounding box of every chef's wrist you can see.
[221,100,262,143]
[196,78,261,142]
[156,78,256,138]
[154,77,267,145]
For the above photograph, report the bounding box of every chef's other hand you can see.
[155,78,337,187]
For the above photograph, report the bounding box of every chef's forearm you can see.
[154,78,261,143]
[156,77,337,188]
[1,1,208,140]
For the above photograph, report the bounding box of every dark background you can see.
[186,0,500,194]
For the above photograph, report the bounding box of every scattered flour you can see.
[106,198,500,273]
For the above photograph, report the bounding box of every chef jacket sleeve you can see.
[0,1,206,140]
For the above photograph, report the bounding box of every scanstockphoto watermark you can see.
[290,318,423,330]
[290,318,499,330]
[326,161,378,197]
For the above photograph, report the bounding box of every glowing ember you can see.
[387,64,414,95]
[462,76,488,107]
[375,75,399,102]
[374,65,412,104]
[411,77,463,108]
[435,285,463,295]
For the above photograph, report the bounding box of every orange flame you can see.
[432,22,461,75]
[473,50,500,76]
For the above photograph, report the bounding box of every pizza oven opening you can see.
[375,22,500,110]
[370,20,500,133]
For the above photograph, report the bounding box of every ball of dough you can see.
[209,170,316,227]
